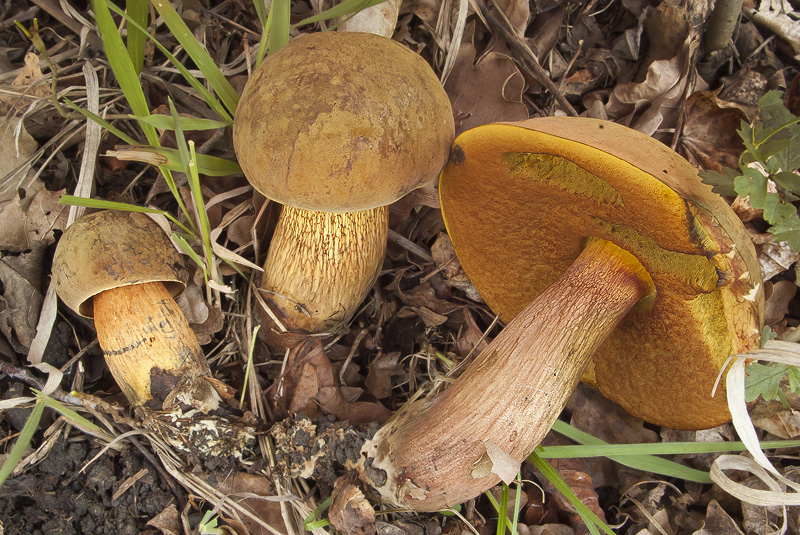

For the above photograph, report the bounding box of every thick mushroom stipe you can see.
[94,281,217,410]
[258,206,388,338]
[359,238,654,511]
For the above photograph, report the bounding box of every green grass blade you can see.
[551,420,711,483]
[42,396,101,433]
[106,2,233,122]
[107,146,241,176]
[151,0,239,116]
[529,451,614,535]
[126,0,148,75]
[539,439,800,458]
[252,0,269,66]
[252,0,268,29]
[0,397,45,488]
[131,114,231,131]
[174,233,208,281]
[58,196,193,235]
[91,0,158,145]
[62,97,139,145]
[268,0,291,53]
[294,0,387,27]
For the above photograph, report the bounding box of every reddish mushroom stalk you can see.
[359,238,654,511]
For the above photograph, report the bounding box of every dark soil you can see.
[0,436,174,535]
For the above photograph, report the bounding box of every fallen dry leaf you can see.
[680,91,748,172]
[0,187,67,252]
[365,351,403,399]
[279,341,391,424]
[455,308,491,359]
[692,500,745,535]
[205,471,287,535]
[329,476,376,535]
[758,240,800,281]
[603,6,696,136]
[765,280,796,325]
[0,117,40,203]
[146,504,181,535]
[0,248,44,351]
[444,43,528,135]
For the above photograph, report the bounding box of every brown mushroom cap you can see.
[52,210,189,318]
[439,117,764,430]
[232,31,455,212]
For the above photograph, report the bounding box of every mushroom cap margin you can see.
[52,210,189,318]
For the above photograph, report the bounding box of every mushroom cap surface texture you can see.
[52,210,189,318]
[439,117,764,430]
[232,31,455,212]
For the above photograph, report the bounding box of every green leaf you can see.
[788,367,800,395]
[551,420,711,483]
[745,362,790,402]
[734,167,768,208]
[738,120,757,161]
[769,213,800,251]
[772,171,800,193]
[699,167,739,197]
[762,192,796,225]
[754,90,797,143]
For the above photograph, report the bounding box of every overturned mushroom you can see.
[233,31,454,344]
[358,118,763,511]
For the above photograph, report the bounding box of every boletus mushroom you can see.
[52,211,252,458]
[233,31,454,342]
[358,118,763,511]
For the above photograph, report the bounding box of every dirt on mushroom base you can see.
[0,437,174,535]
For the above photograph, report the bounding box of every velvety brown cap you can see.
[52,210,189,317]
[233,31,455,212]
[439,117,764,430]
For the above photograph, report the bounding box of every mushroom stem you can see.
[93,281,219,410]
[359,238,655,511]
[258,205,388,340]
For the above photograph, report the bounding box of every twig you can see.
[477,0,578,116]
[388,229,434,262]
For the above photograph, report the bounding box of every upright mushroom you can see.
[52,210,218,410]
[233,31,454,343]
[358,118,763,511]
[52,211,252,459]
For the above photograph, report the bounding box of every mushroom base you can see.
[358,238,654,511]
[257,205,388,347]
[93,281,220,411]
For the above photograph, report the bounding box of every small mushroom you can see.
[358,118,763,511]
[52,210,219,411]
[233,31,454,342]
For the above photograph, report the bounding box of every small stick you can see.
[478,0,578,117]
